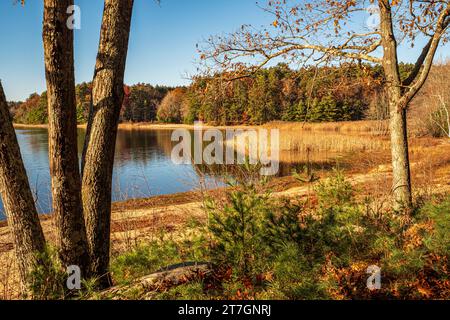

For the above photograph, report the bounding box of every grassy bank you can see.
[13,120,386,132]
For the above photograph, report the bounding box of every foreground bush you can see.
[103,171,449,300]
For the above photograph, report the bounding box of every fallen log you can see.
[99,262,212,299]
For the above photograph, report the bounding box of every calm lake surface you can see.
[0,128,225,219]
[0,127,349,220]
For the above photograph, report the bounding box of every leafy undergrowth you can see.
[105,170,450,300]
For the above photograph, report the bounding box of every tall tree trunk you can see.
[379,1,412,210]
[82,0,134,288]
[43,0,90,274]
[388,101,412,209]
[0,82,46,293]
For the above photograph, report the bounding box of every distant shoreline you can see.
[13,120,387,133]
[13,122,256,131]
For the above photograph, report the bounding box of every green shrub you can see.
[28,246,67,300]
[268,243,334,300]
[315,169,354,208]
[205,179,273,278]
[421,197,450,258]
[206,169,364,298]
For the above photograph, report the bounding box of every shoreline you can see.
[13,122,258,131]
[0,175,300,226]
[13,120,388,133]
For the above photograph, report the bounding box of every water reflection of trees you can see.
[111,129,340,179]
[77,128,175,166]
[21,128,343,179]
[115,129,167,165]
[17,129,49,155]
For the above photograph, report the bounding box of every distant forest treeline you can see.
[8,82,174,124]
[9,63,415,125]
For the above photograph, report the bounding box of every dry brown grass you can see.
[278,130,389,153]
[223,120,391,166]
[263,120,390,134]
[262,121,391,155]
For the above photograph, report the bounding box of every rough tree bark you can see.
[81,0,134,287]
[0,82,46,292]
[379,1,412,209]
[42,0,90,274]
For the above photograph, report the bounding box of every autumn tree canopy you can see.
[200,0,449,101]
[199,0,450,209]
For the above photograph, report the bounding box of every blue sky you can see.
[0,0,449,101]
[0,0,273,101]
